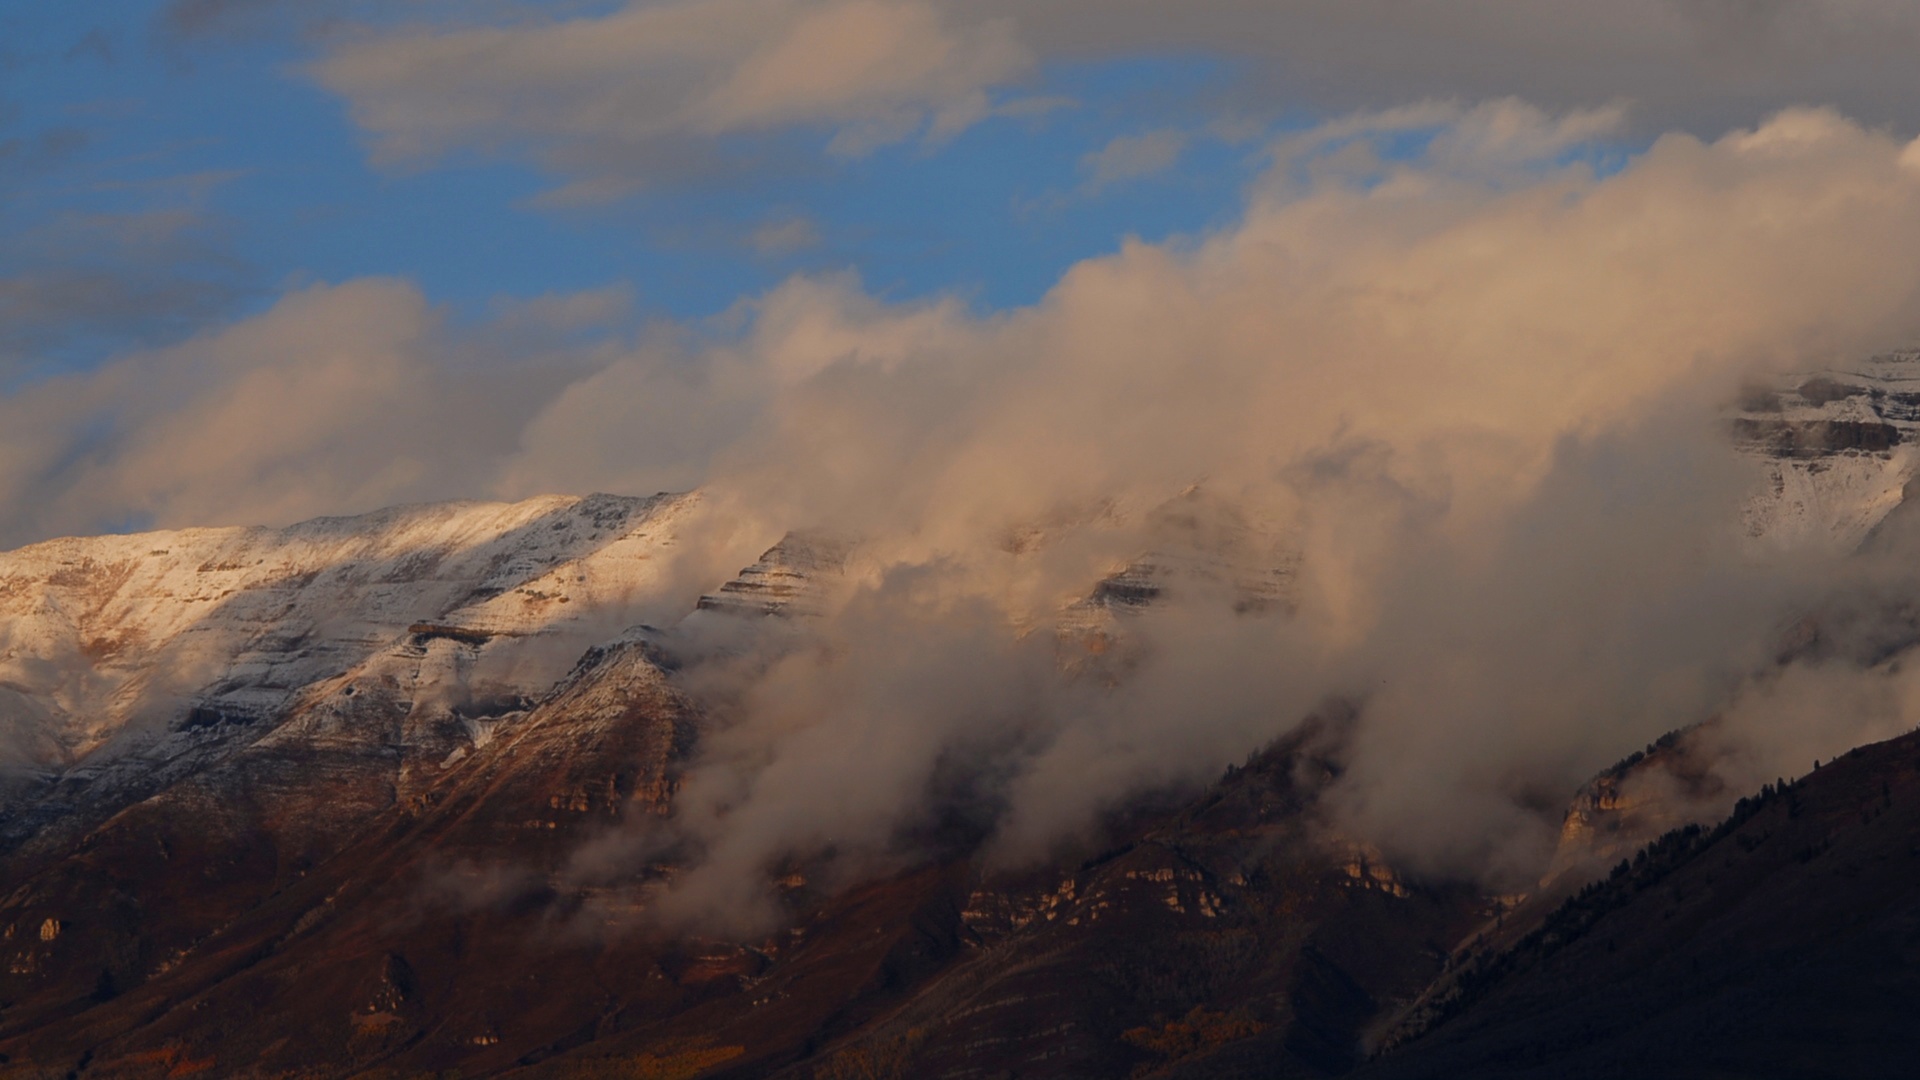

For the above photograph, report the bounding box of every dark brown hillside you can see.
[1360,727,1920,1080]
[0,639,984,1079]
[765,718,1491,1080]
[17,617,1917,1080]
[0,675,1490,1079]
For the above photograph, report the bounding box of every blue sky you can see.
[2,1,1287,377]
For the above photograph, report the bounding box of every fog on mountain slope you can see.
[614,104,1920,914]
[11,104,1920,925]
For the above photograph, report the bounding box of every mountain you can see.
[692,532,853,619]
[5,358,1920,1077]
[0,686,1486,1078]
[1357,726,1920,1080]
[1736,348,1920,550]
[0,492,705,852]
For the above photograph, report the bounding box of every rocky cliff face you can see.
[0,632,705,1076]
[0,480,1463,1079]
[0,698,1491,1080]
[1522,350,1920,897]
[765,719,1488,1080]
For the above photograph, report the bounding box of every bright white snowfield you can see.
[0,493,703,770]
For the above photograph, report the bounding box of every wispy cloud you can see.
[299,0,1920,199]
[311,0,1035,200]
[749,215,824,257]
[1080,128,1186,193]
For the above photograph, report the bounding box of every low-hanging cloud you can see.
[0,278,591,545]
[566,102,1920,922]
[11,103,1920,922]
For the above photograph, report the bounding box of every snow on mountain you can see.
[1056,487,1298,661]
[6,356,1920,1075]
[0,492,700,772]
[692,531,855,619]
[1502,351,1920,915]
[4,345,1908,785]
[1736,349,1920,551]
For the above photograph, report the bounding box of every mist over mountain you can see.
[4,338,1920,1075]
[11,3,1920,1076]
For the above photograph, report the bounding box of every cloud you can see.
[158,0,281,38]
[0,127,91,187]
[1,72,258,376]
[151,0,404,43]
[0,267,234,377]
[552,103,1920,920]
[749,215,824,256]
[311,0,1034,200]
[0,278,603,545]
[486,282,635,333]
[1263,99,1630,189]
[304,0,1920,195]
[63,29,115,64]
[13,104,1920,922]
[987,0,1920,133]
[1080,129,1186,192]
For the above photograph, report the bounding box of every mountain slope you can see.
[1737,349,1920,551]
[6,346,1920,1078]
[0,493,712,865]
[1360,727,1920,1080]
[0,704,1488,1080]
[0,492,698,772]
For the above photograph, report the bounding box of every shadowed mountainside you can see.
[0,689,1493,1078]
[6,376,1920,1079]
[1358,726,1920,1080]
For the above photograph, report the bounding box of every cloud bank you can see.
[12,103,1920,922]
[622,104,1920,919]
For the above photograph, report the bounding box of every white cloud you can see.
[989,0,1920,132]
[553,104,1920,915]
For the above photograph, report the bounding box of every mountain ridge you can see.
[5,356,1920,1076]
